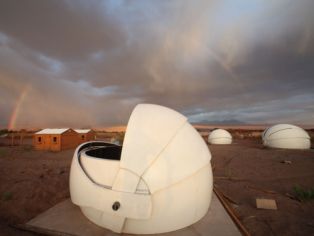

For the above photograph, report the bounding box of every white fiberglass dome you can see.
[70,104,213,234]
[263,124,311,149]
[208,129,232,144]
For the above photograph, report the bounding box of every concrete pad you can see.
[256,198,277,210]
[26,193,241,236]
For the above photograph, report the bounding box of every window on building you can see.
[81,135,85,140]
[38,137,42,143]
[53,137,57,143]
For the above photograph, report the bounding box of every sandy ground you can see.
[0,138,313,235]
[211,139,314,236]
[0,144,72,235]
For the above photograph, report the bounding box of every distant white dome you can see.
[208,129,232,144]
[263,124,310,149]
[70,104,213,234]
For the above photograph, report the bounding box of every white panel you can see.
[123,165,212,234]
[143,123,211,193]
[209,137,232,145]
[70,153,152,220]
[120,104,187,176]
[80,152,120,187]
[266,138,310,149]
[112,169,141,193]
[195,165,213,220]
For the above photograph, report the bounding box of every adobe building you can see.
[75,129,96,144]
[33,128,78,151]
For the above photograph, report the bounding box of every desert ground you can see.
[0,130,313,236]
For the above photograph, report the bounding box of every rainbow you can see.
[8,85,30,130]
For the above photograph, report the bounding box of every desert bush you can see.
[23,145,33,151]
[2,191,13,201]
[293,186,314,201]
[0,148,7,157]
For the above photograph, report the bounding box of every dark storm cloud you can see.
[0,0,313,129]
[0,0,125,60]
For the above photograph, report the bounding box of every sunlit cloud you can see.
[0,0,313,129]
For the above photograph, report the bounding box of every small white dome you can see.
[208,129,232,144]
[263,124,310,149]
[69,104,213,234]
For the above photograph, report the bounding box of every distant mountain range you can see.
[191,119,247,125]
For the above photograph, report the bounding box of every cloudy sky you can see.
[0,0,313,129]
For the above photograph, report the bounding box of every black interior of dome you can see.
[78,142,116,153]
[85,146,122,160]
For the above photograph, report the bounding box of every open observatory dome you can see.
[208,129,232,144]
[69,104,213,234]
[263,124,311,149]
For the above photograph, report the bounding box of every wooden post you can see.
[20,129,26,145]
[11,133,14,146]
